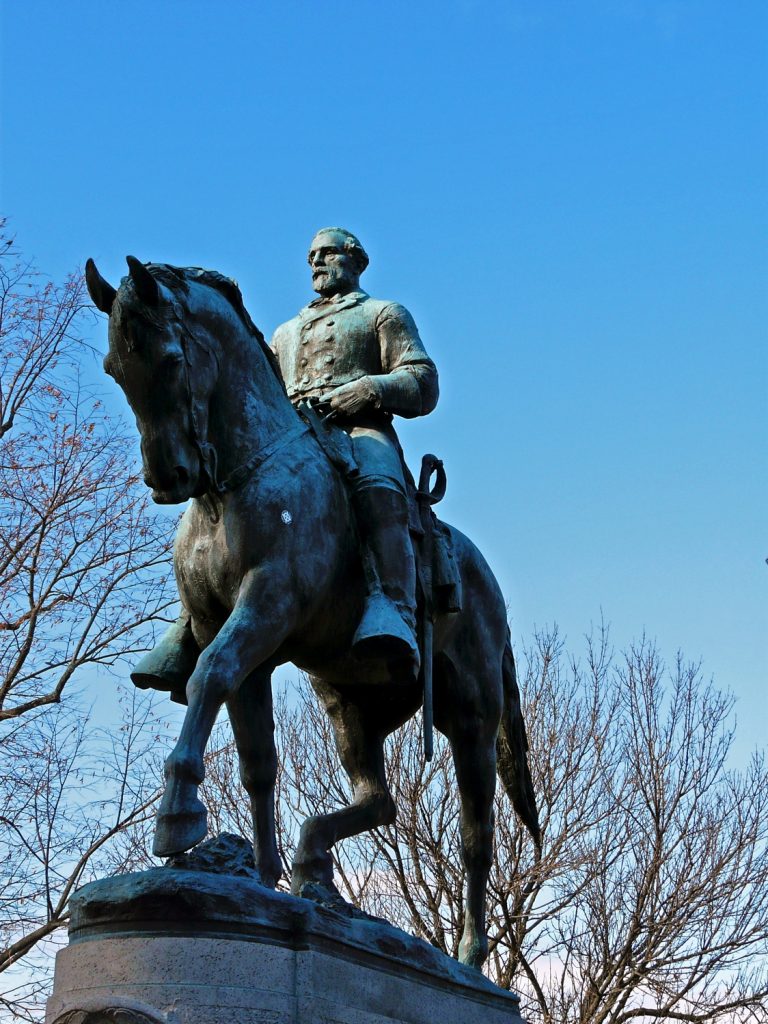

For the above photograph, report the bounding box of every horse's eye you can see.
[160,353,184,374]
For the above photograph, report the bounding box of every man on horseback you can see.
[270,228,439,673]
[86,248,540,964]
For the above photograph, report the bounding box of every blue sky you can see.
[1,1,765,761]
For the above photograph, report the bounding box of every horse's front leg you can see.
[227,667,282,887]
[153,570,291,858]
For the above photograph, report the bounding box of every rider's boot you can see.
[131,612,199,705]
[351,485,420,675]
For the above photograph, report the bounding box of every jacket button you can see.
[300,358,308,367]
[324,354,334,364]
[326,319,335,326]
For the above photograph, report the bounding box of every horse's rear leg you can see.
[453,735,496,968]
[437,660,499,969]
[227,668,282,888]
[291,695,395,897]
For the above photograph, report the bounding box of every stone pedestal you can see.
[46,861,525,1024]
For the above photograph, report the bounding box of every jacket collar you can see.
[299,289,368,327]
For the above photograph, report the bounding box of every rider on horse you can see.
[270,228,439,674]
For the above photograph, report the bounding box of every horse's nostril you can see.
[174,465,190,486]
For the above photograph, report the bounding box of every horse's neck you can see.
[203,304,298,482]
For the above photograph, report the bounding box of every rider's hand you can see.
[324,377,380,418]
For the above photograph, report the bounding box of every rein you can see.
[213,419,310,494]
[175,319,308,498]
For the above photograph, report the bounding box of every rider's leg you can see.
[347,425,419,670]
[131,611,200,704]
[351,479,419,668]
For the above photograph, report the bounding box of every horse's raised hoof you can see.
[153,803,208,858]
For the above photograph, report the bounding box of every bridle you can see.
[171,308,308,499]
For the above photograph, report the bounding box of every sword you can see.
[416,454,446,761]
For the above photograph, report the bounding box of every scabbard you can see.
[416,454,445,762]
[421,617,434,761]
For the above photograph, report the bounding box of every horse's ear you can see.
[85,258,116,315]
[126,255,159,306]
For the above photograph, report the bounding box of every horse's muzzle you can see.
[146,464,195,504]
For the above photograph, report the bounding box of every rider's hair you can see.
[309,228,369,274]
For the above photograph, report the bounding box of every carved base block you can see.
[45,863,524,1024]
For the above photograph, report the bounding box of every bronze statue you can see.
[271,227,437,675]
[84,238,539,970]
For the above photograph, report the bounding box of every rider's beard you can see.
[312,265,351,297]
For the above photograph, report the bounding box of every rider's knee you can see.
[353,473,406,499]
[352,476,409,528]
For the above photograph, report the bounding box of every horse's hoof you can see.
[257,856,283,890]
[295,880,350,914]
[153,804,208,858]
[290,857,333,895]
[458,934,488,970]
[292,829,334,892]
[294,881,386,924]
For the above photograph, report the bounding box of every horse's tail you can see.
[497,631,542,854]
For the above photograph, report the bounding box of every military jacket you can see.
[270,290,438,419]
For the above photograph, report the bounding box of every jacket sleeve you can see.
[371,303,439,418]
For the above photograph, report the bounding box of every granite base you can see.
[46,856,524,1024]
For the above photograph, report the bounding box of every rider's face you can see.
[308,232,359,297]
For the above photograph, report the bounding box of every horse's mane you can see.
[144,263,286,392]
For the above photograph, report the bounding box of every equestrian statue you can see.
[84,228,540,969]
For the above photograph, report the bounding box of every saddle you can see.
[297,400,462,616]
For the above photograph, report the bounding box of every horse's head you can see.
[86,257,220,504]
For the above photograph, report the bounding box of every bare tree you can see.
[536,639,768,1024]
[0,223,176,720]
[200,630,767,1024]
[0,688,166,1020]
[0,226,177,1019]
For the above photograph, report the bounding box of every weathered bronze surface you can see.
[272,228,437,673]
[85,234,539,969]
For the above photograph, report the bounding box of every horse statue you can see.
[85,255,540,969]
